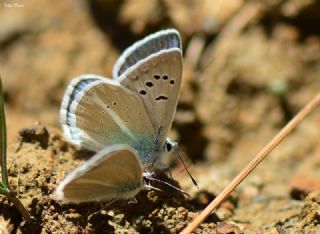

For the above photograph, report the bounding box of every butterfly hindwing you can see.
[55,145,144,203]
[61,75,103,146]
[60,74,156,158]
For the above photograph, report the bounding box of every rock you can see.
[290,176,320,200]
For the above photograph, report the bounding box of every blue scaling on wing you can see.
[113,29,181,79]
[131,133,158,165]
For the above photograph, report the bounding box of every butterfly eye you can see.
[165,142,172,152]
[164,139,178,153]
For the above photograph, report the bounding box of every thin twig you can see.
[181,93,320,234]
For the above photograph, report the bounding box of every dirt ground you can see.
[0,0,320,233]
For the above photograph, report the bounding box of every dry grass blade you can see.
[181,93,320,234]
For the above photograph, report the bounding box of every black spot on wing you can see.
[139,90,147,95]
[146,81,153,87]
[155,96,168,101]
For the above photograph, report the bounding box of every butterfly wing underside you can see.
[60,75,155,157]
[55,145,144,202]
[113,29,183,145]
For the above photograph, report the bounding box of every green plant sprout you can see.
[0,76,33,228]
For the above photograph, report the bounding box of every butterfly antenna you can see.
[177,150,199,189]
[90,199,118,217]
[146,176,190,197]
[174,161,191,178]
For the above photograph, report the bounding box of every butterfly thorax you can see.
[136,137,178,170]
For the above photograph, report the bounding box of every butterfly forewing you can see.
[113,29,181,78]
[55,145,144,203]
[119,50,182,145]
[113,29,183,145]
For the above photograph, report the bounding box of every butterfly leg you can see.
[128,197,138,204]
[88,199,118,219]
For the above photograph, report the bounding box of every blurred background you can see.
[0,0,320,231]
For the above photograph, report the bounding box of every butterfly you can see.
[55,29,183,203]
